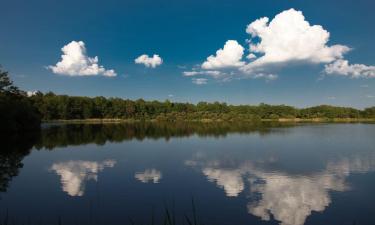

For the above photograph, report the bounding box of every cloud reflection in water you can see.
[186,153,375,225]
[135,169,162,183]
[50,159,116,197]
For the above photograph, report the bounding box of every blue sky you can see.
[1,0,374,108]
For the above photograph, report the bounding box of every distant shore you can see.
[44,118,375,124]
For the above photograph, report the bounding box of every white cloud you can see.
[183,70,224,78]
[360,84,369,88]
[103,70,117,77]
[135,54,163,68]
[48,41,117,77]
[50,160,116,196]
[184,70,276,82]
[366,95,375,98]
[192,78,208,85]
[241,8,350,73]
[135,169,162,183]
[183,71,201,76]
[246,53,257,60]
[26,90,38,97]
[184,8,374,82]
[250,73,278,81]
[202,40,245,69]
[324,59,375,78]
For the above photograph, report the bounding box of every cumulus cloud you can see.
[50,160,116,196]
[135,54,163,68]
[324,59,375,78]
[48,41,117,77]
[135,169,162,183]
[202,40,245,69]
[242,8,350,73]
[192,78,208,85]
[191,9,353,82]
[185,8,374,82]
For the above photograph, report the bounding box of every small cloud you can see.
[135,54,163,68]
[177,65,187,69]
[103,70,117,77]
[183,71,200,76]
[246,53,257,60]
[251,73,278,81]
[325,59,375,78]
[192,78,208,85]
[360,84,369,88]
[366,95,375,98]
[327,96,336,100]
[48,41,117,77]
[168,94,174,98]
[202,40,245,69]
[183,70,224,78]
[26,90,38,97]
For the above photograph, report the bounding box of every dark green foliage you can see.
[362,106,375,118]
[299,105,361,119]
[28,92,375,121]
[0,68,41,133]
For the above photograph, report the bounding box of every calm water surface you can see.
[1,122,375,225]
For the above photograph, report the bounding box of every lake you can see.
[1,122,374,225]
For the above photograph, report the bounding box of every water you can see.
[1,122,375,225]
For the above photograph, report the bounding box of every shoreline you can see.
[43,118,375,124]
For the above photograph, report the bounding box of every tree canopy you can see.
[0,67,41,133]
[28,92,375,121]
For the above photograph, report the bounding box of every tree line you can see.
[28,91,375,121]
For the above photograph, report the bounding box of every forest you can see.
[28,91,375,121]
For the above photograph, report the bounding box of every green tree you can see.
[0,67,41,133]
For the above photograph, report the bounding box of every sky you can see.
[1,0,375,108]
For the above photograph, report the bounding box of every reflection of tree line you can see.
[0,132,39,193]
[0,122,289,193]
[34,122,292,150]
